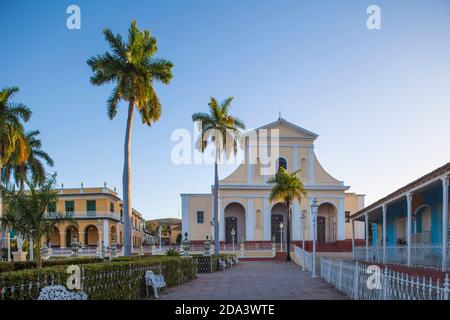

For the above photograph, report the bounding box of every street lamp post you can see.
[7,228,11,262]
[310,198,319,278]
[279,222,284,252]
[301,212,306,271]
[231,227,236,254]
[159,226,162,252]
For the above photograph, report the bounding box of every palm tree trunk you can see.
[123,101,134,256]
[213,151,219,255]
[286,199,291,261]
[35,232,42,268]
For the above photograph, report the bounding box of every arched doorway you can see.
[317,203,337,243]
[50,226,60,247]
[65,225,79,247]
[110,225,117,245]
[84,225,98,246]
[271,203,288,244]
[414,205,432,243]
[224,202,246,244]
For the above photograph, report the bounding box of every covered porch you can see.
[350,163,450,271]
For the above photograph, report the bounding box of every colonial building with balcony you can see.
[45,185,146,249]
[181,117,366,247]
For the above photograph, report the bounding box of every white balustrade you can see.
[321,257,449,300]
[354,243,449,270]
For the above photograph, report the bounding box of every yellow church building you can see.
[181,118,365,248]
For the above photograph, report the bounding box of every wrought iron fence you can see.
[320,257,450,300]
[0,264,163,300]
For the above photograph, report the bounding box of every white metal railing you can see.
[44,211,121,221]
[294,245,312,271]
[354,243,449,270]
[321,257,450,300]
[47,246,125,258]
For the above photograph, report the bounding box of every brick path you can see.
[160,261,348,300]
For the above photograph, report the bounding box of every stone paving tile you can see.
[159,261,348,300]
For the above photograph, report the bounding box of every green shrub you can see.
[0,257,103,273]
[0,262,14,273]
[165,248,180,256]
[0,256,197,300]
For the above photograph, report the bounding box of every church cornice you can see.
[218,184,350,191]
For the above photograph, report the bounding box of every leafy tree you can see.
[268,167,307,261]
[145,220,159,236]
[3,130,54,190]
[176,233,182,245]
[0,174,75,268]
[192,97,245,254]
[87,20,173,256]
[0,87,31,218]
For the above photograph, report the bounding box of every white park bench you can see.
[37,285,88,300]
[226,257,234,267]
[232,256,239,265]
[218,258,227,271]
[145,270,167,298]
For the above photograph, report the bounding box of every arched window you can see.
[278,157,287,171]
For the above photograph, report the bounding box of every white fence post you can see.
[338,260,343,290]
[352,261,359,300]
[444,274,449,300]
[382,266,388,300]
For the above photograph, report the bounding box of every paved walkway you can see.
[160,261,348,300]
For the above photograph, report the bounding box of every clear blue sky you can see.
[1,0,450,220]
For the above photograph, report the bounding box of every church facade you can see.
[181,118,365,245]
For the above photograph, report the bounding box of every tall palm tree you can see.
[3,130,54,190]
[268,167,307,261]
[0,87,31,242]
[192,97,245,255]
[87,20,173,256]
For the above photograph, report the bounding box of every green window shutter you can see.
[65,201,74,212]
[48,201,56,213]
[87,200,96,212]
[110,202,114,213]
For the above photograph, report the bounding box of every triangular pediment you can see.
[246,118,318,140]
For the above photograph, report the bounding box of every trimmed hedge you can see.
[191,254,235,273]
[0,256,197,300]
[0,257,103,273]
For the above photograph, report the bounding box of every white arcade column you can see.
[337,197,345,240]
[263,197,271,241]
[246,198,255,241]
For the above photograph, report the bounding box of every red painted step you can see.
[239,251,289,261]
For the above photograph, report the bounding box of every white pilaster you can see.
[246,198,254,241]
[103,219,109,246]
[263,197,271,240]
[219,198,225,242]
[382,204,387,264]
[292,199,300,240]
[308,146,315,183]
[293,145,299,171]
[337,197,345,240]
[181,195,190,238]
[246,143,254,184]
[442,176,449,272]
[406,193,412,267]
